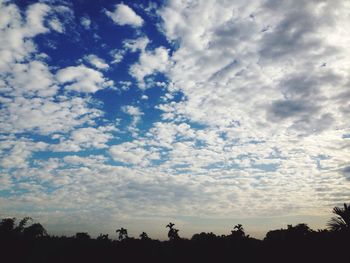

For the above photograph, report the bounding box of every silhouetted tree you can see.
[265,223,312,242]
[166,222,180,241]
[191,232,217,242]
[97,233,110,241]
[23,223,47,239]
[288,223,311,236]
[15,217,32,234]
[75,232,91,240]
[0,217,46,239]
[231,224,246,238]
[116,227,128,241]
[139,232,150,241]
[0,218,16,237]
[327,203,350,232]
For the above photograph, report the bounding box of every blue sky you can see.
[0,0,350,239]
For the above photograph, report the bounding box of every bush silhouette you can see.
[75,232,91,240]
[139,232,150,241]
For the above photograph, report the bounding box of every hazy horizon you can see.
[1,0,349,239]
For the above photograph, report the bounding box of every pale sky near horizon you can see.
[0,0,350,240]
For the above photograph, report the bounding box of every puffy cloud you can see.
[109,141,159,166]
[0,139,48,169]
[0,3,112,137]
[158,0,349,134]
[80,16,91,29]
[149,0,350,215]
[122,105,144,136]
[110,50,124,64]
[84,54,109,70]
[105,3,143,27]
[0,96,103,135]
[123,37,150,52]
[50,125,117,151]
[4,60,57,97]
[0,2,50,71]
[56,65,113,93]
[48,18,64,33]
[130,46,169,88]
[70,127,112,149]
[122,105,143,118]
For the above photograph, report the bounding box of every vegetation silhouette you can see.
[1,203,349,262]
[139,231,150,241]
[166,222,180,240]
[115,227,128,241]
[327,203,350,231]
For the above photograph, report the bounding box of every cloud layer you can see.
[1,0,349,239]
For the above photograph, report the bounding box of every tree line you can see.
[0,203,349,262]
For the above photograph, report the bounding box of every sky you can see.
[0,0,350,240]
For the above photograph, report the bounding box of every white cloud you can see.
[122,105,143,117]
[123,37,149,52]
[105,3,143,27]
[0,2,109,137]
[109,141,159,165]
[65,126,116,150]
[0,2,51,71]
[80,16,91,29]
[24,3,51,36]
[110,50,125,64]
[0,139,48,169]
[84,54,109,70]
[0,96,103,135]
[56,65,113,93]
[5,60,58,97]
[122,105,144,136]
[130,46,169,88]
[157,0,350,135]
[48,18,64,33]
[118,81,132,91]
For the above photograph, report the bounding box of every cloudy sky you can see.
[0,0,349,239]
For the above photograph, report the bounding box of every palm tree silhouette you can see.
[327,203,350,231]
[116,227,128,241]
[231,224,246,238]
[166,222,179,240]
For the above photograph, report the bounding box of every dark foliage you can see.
[1,203,349,263]
[327,203,350,231]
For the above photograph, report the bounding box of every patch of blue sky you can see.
[31,149,107,161]
[14,133,60,144]
[312,154,331,170]
[251,163,279,172]
[0,179,34,197]
[203,161,241,171]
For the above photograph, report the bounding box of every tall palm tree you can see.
[327,203,350,231]
[166,222,179,240]
[116,227,128,240]
[230,224,246,238]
